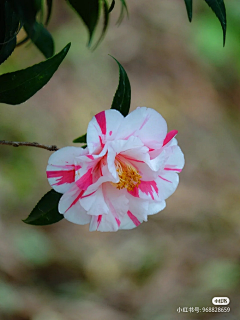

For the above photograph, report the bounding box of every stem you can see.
[0,140,58,151]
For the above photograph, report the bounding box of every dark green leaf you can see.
[117,0,128,24]
[11,0,39,25]
[23,190,63,226]
[0,43,71,105]
[110,56,131,117]
[46,0,53,25]
[0,2,5,45]
[0,0,20,65]
[67,0,99,46]
[184,0,192,22]
[73,133,87,143]
[205,0,226,45]
[24,21,54,58]
[109,0,115,13]
[92,0,109,49]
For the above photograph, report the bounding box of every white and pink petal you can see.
[89,213,119,232]
[87,110,124,154]
[58,185,90,225]
[115,107,167,149]
[46,146,85,193]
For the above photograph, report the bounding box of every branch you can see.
[0,140,58,151]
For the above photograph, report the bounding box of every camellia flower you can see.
[46,107,184,232]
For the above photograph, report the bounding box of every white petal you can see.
[87,110,124,154]
[103,183,129,221]
[163,145,185,172]
[148,200,166,215]
[155,172,179,200]
[89,213,119,232]
[80,186,110,215]
[59,185,91,225]
[126,196,149,221]
[119,211,143,230]
[115,107,167,149]
[46,146,85,193]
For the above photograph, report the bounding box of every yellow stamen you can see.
[112,158,141,191]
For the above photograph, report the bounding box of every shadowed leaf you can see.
[0,0,20,65]
[23,190,63,225]
[92,0,109,49]
[46,0,53,25]
[0,43,70,105]
[67,0,99,46]
[73,133,87,143]
[110,56,131,117]
[184,0,192,22]
[109,0,115,13]
[205,0,226,45]
[24,21,54,58]
[117,0,128,24]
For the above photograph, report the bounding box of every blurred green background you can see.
[1,1,240,319]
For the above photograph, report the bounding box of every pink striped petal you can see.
[89,213,119,232]
[163,130,178,146]
[87,110,124,154]
[76,168,93,190]
[119,211,143,230]
[129,180,159,200]
[115,107,167,149]
[47,146,84,193]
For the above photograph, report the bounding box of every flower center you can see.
[112,157,141,191]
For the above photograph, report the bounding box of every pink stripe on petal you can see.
[66,190,84,212]
[128,180,158,200]
[128,187,140,198]
[127,210,141,227]
[76,168,92,190]
[95,111,107,135]
[163,130,178,146]
[115,218,121,227]
[123,156,144,163]
[47,170,75,185]
[164,168,182,172]
[138,180,158,200]
[109,131,113,136]
[81,191,96,198]
[97,215,102,229]
[87,155,94,160]
[99,136,104,148]
[158,175,172,183]
[75,165,81,171]
[139,115,150,130]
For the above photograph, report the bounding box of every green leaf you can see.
[46,0,53,25]
[67,0,99,46]
[11,0,39,25]
[73,133,87,143]
[205,0,226,45]
[184,0,192,22]
[110,56,131,117]
[23,189,63,226]
[0,43,71,105]
[24,21,54,58]
[109,0,115,13]
[92,0,109,49]
[117,0,128,24]
[0,0,20,65]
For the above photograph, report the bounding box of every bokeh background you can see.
[1,0,240,319]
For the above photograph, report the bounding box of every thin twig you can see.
[0,140,58,151]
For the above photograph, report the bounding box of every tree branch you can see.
[0,140,58,151]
